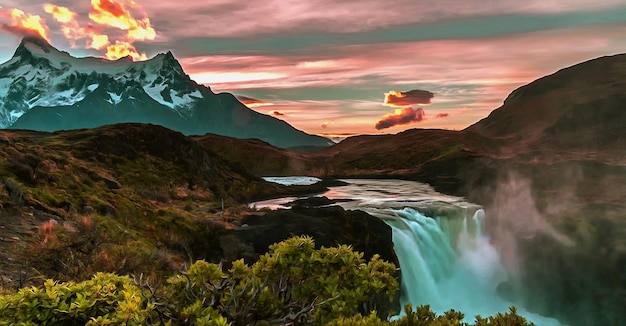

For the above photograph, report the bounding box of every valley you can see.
[0,40,624,325]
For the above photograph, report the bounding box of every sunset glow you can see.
[1,1,155,60]
[89,0,156,41]
[0,7,49,41]
[44,4,109,50]
[1,0,625,135]
[193,72,287,85]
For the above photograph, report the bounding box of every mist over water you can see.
[381,208,561,325]
[253,179,565,325]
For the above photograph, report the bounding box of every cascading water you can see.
[382,208,507,315]
[253,178,565,325]
[376,207,562,325]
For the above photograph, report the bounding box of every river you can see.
[251,178,565,325]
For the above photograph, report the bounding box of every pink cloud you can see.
[435,113,449,118]
[174,25,626,135]
[140,0,626,38]
[183,25,626,96]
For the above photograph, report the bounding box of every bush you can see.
[0,236,536,325]
[163,235,399,324]
[0,273,153,325]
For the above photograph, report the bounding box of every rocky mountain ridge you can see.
[0,37,332,149]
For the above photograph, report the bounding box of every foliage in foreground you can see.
[329,304,535,326]
[0,236,534,325]
[0,273,152,325]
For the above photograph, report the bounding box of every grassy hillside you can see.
[0,123,308,289]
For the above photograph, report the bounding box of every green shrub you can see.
[471,307,534,326]
[0,236,537,326]
[164,235,399,325]
[0,273,153,325]
[387,304,534,326]
[326,311,388,326]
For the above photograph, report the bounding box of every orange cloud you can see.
[89,0,156,41]
[44,4,110,50]
[375,107,425,130]
[435,113,450,118]
[383,89,434,107]
[321,121,333,128]
[43,4,75,23]
[105,40,146,60]
[0,6,50,41]
[269,110,285,116]
[85,26,110,50]
[39,1,157,60]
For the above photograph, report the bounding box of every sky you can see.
[1,1,626,137]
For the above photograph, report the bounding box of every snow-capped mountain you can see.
[0,37,332,149]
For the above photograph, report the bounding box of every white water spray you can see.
[381,207,562,325]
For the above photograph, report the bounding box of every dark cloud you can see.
[236,95,266,106]
[435,113,449,118]
[269,110,284,116]
[383,89,434,107]
[375,107,425,130]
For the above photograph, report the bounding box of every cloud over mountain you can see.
[0,7,49,40]
[375,107,425,130]
[1,1,156,61]
[383,89,434,107]
[375,89,433,129]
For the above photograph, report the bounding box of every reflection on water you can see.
[261,176,321,185]
[319,179,473,210]
[251,178,477,212]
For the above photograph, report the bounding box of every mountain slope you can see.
[466,53,626,162]
[313,54,626,326]
[193,133,320,176]
[0,123,363,291]
[186,54,626,188]
[0,37,332,149]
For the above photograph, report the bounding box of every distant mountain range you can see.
[0,37,332,149]
[201,53,626,181]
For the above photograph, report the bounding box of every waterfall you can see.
[380,207,563,325]
[255,178,566,325]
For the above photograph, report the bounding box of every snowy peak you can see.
[14,37,56,57]
[154,51,178,68]
[0,37,205,126]
[145,50,188,84]
[11,36,75,69]
[0,37,333,148]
